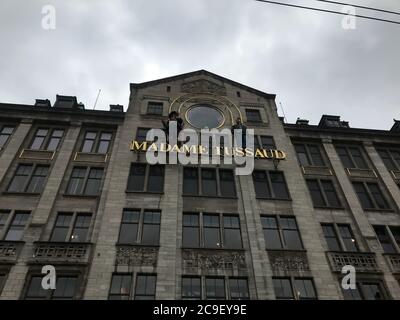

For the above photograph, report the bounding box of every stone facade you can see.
[0,70,399,300]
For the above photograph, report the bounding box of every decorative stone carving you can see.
[268,250,310,272]
[384,254,400,273]
[32,242,92,264]
[0,241,24,263]
[115,245,159,267]
[327,251,380,273]
[181,80,227,95]
[182,249,246,270]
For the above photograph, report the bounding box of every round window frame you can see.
[184,104,226,130]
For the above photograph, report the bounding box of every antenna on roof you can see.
[279,102,287,123]
[93,89,102,110]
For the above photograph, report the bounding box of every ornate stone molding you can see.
[181,79,226,96]
[326,251,381,273]
[182,249,246,270]
[0,241,24,264]
[31,242,92,264]
[384,254,400,273]
[268,250,310,272]
[115,245,159,267]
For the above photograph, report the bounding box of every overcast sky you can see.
[0,0,399,129]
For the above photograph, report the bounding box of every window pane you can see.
[136,128,150,143]
[245,109,262,122]
[361,283,383,300]
[30,129,48,150]
[147,102,163,115]
[367,183,389,209]
[50,213,73,242]
[82,132,96,152]
[342,284,362,300]
[183,167,198,195]
[349,147,368,169]
[109,274,132,300]
[5,212,30,241]
[135,275,156,300]
[70,214,91,242]
[84,168,103,196]
[308,145,325,166]
[66,167,87,195]
[338,225,358,252]
[336,146,354,168]
[118,210,140,244]
[389,226,400,249]
[0,210,10,230]
[205,278,225,300]
[377,149,397,171]
[127,164,146,191]
[374,226,396,253]
[273,278,293,299]
[353,182,374,209]
[26,276,47,299]
[294,279,316,300]
[141,211,161,245]
[261,216,282,249]
[270,172,289,199]
[53,277,78,299]
[8,164,33,192]
[322,224,341,251]
[183,213,199,247]
[182,277,201,299]
[219,170,236,197]
[147,165,164,193]
[203,214,220,248]
[252,171,271,198]
[260,136,276,150]
[223,216,242,249]
[26,166,49,193]
[321,180,341,207]
[229,278,249,300]
[201,169,217,196]
[306,180,326,207]
[295,144,310,166]
[281,217,303,250]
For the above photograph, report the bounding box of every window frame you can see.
[80,130,113,154]
[341,280,387,300]
[108,273,157,300]
[245,109,262,122]
[373,225,400,253]
[252,170,291,200]
[321,223,359,252]
[29,127,65,151]
[7,163,50,194]
[50,212,93,243]
[335,145,369,169]
[146,101,164,116]
[0,124,15,150]
[306,178,343,209]
[294,142,326,167]
[1,210,30,241]
[256,135,276,150]
[352,181,391,211]
[273,277,317,300]
[376,147,400,172]
[65,166,104,197]
[127,163,165,193]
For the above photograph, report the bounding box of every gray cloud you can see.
[0,0,399,129]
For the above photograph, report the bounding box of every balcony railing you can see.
[384,253,400,273]
[74,152,108,163]
[345,168,377,179]
[31,242,92,264]
[115,244,159,267]
[326,251,380,273]
[268,250,310,273]
[19,149,55,160]
[0,241,24,263]
[182,248,246,271]
[301,166,333,176]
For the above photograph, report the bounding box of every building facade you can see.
[0,70,400,300]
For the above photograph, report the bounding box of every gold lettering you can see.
[182,145,198,154]
[170,144,182,153]
[245,148,254,157]
[273,150,287,160]
[198,145,208,155]
[255,149,265,158]
[147,143,158,152]
[160,143,172,152]
[130,140,148,151]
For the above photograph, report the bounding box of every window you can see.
[294,143,325,166]
[0,125,14,149]
[252,170,290,199]
[0,210,10,232]
[8,164,49,194]
[306,179,342,208]
[134,274,156,300]
[352,181,390,210]
[273,277,317,300]
[127,164,165,193]
[182,277,201,300]
[29,128,64,151]
[373,225,400,253]
[136,128,151,143]
[118,209,161,246]
[342,281,385,300]
[4,211,30,241]
[109,274,132,300]
[81,131,112,154]
[335,146,368,169]
[182,213,242,249]
[25,275,78,300]
[0,273,6,294]
[229,278,250,300]
[147,102,164,115]
[256,136,276,150]
[205,277,225,300]
[245,109,262,122]
[261,216,303,250]
[377,148,400,171]
[322,224,358,252]
[183,168,236,197]
[50,213,92,242]
[66,167,104,196]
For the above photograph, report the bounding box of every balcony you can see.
[384,254,400,273]
[267,250,310,273]
[73,152,108,163]
[301,166,332,176]
[345,168,377,179]
[31,242,92,264]
[19,149,55,161]
[182,248,246,271]
[0,241,24,264]
[115,244,159,267]
[326,251,380,273]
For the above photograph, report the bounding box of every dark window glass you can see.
[245,109,262,122]
[361,283,383,300]
[141,211,161,245]
[203,214,221,248]
[261,216,282,249]
[205,277,225,300]
[50,213,73,242]
[134,274,156,300]
[367,183,389,209]
[252,171,271,198]
[70,214,91,242]
[84,168,103,196]
[308,145,325,166]
[5,212,30,241]
[53,277,78,299]
[307,180,326,207]
[377,149,397,171]
[223,216,242,249]
[98,132,112,154]
[127,164,146,191]
[46,129,64,151]
[294,279,317,300]
[182,213,200,247]
[118,209,140,244]
[8,164,33,192]
[25,276,47,299]
[82,131,97,153]
[259,136,276,150]
[374,226,396,253]
[389,226,400,249]
[353,182,374,209]
[322,224,341,251]
[183,168,198,195]
[321,180,341,207]
[273,278,294,299]
[219,170,236,197]
[229,278,249,300]
[147,102,163,115]
[26,165,49,193]
[295,144,310,166]
[109,274,132,300]
[147,165,164,193]
[349,147,368,169]
[182,277,201,300]
[30,129,48,150]
[338,225,358,252]
[336,146,354,168]
[280,217,303,250]
[0,210,10,231]
[201,169,217,197]
[0,273,6,294]
[66,167,87,195]
[342,283,362,300]
[0,126,14,149]
[270,172,290,199]
[136,128,150,143]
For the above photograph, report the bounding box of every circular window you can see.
[186,104,224,129]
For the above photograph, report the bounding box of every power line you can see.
[254,0,400,25]
[312,0,400,16]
